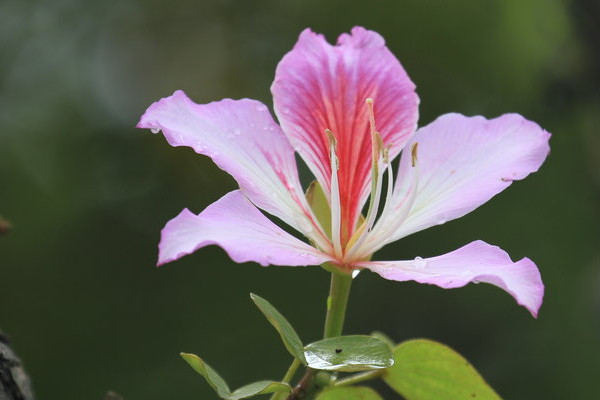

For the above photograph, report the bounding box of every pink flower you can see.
[138,27,550,317]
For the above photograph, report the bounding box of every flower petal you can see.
[360,240,544,317]
[158,190,331,267]
[138,90,327,246]
[385,113,550,243]
[272,27,419,239]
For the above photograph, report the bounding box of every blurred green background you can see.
[1,0,599,398]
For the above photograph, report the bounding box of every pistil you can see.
[344,99,388,261]
[326,129,343,258]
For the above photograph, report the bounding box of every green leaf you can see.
[250,293,306,363]
[181,353,291,400]
[180,353,231,399]
[316,386,383,400]
[229,381,291,400]
[304,335,394,372]
[370,331,395,349]
[383,339,502,400]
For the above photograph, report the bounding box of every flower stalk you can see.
[270,358,302,400]
[323,271,353,339]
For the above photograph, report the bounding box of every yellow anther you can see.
[411,142,419,167]
[382,144,392,164]
[365,98,376,136]
[325,129,339,171]
[325,129,337,148]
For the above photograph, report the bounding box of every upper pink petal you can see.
[138,90,325,243]
[360,240,544,317]
[385,113,551,243]
[159,190,332,267]
[271,27,419,242]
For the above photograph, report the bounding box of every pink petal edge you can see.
[380,112,551,245]
[360,240,544,317]
[158,190,331,267]
[137,90,321,241]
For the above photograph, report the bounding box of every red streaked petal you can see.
[272,27,419,241]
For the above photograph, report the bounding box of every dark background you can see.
[1,0,599,398]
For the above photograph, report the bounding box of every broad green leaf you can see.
[316,386,383,400]
[305,180,331,237]
[180,353,231,398]
[383,339,501,400]
[250,293,306,363]
[229,381,291,400]
[304,335,394,372]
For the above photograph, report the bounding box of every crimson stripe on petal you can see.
[272,27,419,242]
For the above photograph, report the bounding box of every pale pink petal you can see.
[138,90,327,246]
[360,241,544,317]
[384,113,550,243]
[158,190,331,267]
[272,27,419,241]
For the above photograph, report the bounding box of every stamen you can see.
[345,98,388,260]
[411,142,419,167]
[355,143,421,258]
[382,144,391,164]
[326,129,343,257]
[346,148,393,262]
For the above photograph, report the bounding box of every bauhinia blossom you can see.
[138,27,550,317]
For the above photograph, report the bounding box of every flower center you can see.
[325,98,420,266]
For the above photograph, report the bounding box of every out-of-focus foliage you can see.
[1,0,598,399]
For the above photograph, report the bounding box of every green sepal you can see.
[383,339,502,400]
[250,293,306,364]
[305,180,331,238]
[304,335,393,372]
[316,386,383,400]
[229,381,291,400]
[180,353,231,398]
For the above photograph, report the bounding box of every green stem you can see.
[282,358,301,384]
[275,271,353,400]
[333,370,384,387]
[270,358,301,400]
[323,271,352,338]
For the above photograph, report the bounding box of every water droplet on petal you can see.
[352,269,361,279]
[414,256,427,269]
[283,107,290,114]
[233,128,241,136]
[150,127,160,134]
